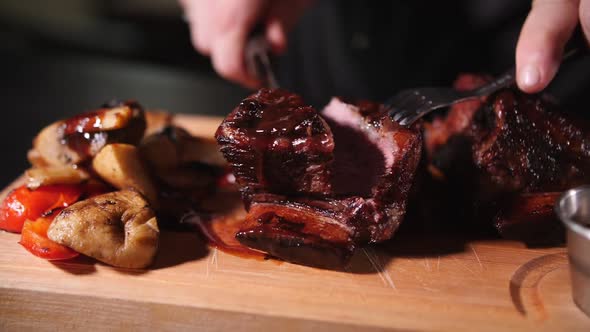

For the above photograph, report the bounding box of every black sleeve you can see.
[277,0,590,115]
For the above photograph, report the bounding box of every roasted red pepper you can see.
[19,212,79,260]
[0,184,83,233]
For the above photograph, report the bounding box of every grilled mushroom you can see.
[29,101,146,168]
[140,126,225,170]
[92,143,158,205]
[25,166,89,190]
[139,126,225,190]
[47,189,159,269]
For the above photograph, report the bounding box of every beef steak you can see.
[216,89,334,206]
[423,74,590,244]
[216,89,422,267]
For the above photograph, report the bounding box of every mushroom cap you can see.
[30,101,146,168]
[47,189,159,269]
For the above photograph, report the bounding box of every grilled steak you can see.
[216,89,422,267]
[216,89,334,206]
[424,75,590,243]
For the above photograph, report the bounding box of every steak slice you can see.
[235,195,359,268]
[215,89,334,206]
[494,193,564,246]
[423,74,590,243]
[216,89,422,267]
[426,75,590,195]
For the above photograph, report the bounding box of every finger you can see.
[581,0,590,44]
[211,28,261,88]
[182,0,211,55]
[265,0,313,53]
[266,20,287,54]
[193,0,212,55]
[516,0,580,93]
[209,0,267,87]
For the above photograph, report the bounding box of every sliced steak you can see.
[494,193,564,246]
[216,89,422,267]
[216,89,334,206]
[423,74,590,243]
[426,76,590,195]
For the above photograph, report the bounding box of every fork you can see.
[386,48,580,126]
[386,71,514,126]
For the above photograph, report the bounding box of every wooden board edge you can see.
[0,287,395,332]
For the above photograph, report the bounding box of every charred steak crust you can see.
[216,89,422,267]
[473,90,590,193]
[493,192,565,246]
[426,77,590,195]
[424,74,590,244]
[215,89,334,207]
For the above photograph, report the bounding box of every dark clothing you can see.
[278,0,590,114]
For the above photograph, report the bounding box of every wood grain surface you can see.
[1,115,589,331]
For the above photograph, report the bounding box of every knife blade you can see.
[245,32,279,89]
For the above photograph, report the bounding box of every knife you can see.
[245,29,280,89]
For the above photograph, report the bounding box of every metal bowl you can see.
[555,186,590,317]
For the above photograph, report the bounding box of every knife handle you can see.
[245,25,280,89]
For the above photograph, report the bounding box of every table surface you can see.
[1,115,589,331]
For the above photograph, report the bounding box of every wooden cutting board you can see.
[1,115,589,331]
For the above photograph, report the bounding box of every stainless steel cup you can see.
[556,186,590,317]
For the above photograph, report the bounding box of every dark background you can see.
[1,0,589,187]
[0,0,248,187]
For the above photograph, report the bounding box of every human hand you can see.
[516,0,588,93]
[179,0,313,88]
